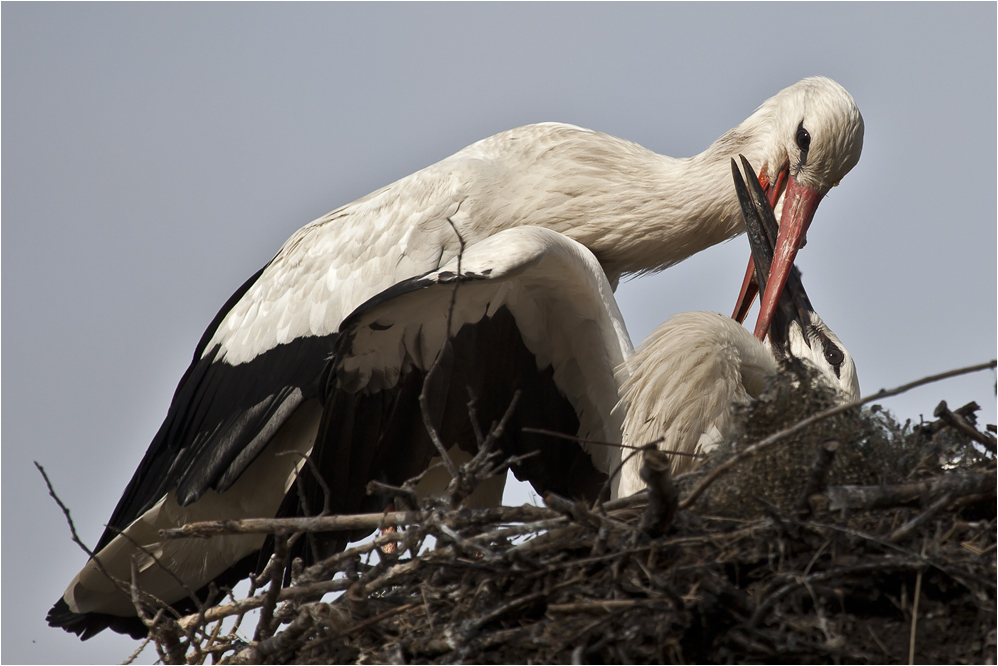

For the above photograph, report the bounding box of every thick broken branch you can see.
[810,471,995,514]
[160,505,555,540]
[934,400,997,452]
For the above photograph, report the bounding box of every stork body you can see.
[316,159,860,509]
[206,76,862,365]
[618,308,858,490]
[618,157,861,489]
[50,78,863,640]
[314,227,858,508]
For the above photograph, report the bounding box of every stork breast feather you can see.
[622,312,776,456]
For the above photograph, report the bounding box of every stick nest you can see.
[141,366,996,664]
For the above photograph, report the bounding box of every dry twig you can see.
[49,361,994,664]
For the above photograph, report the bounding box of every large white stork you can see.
[311,155,859,507]
[49,78,863,639]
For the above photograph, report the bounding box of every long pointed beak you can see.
[730,161,787,324]
[752,172,822,341]
[730,157,816,355]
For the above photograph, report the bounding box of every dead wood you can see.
[167,390,996,663]
[44,362,996,664]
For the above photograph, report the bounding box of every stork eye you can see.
[823,344,844,368]
[795,123,811,154]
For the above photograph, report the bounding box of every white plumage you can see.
[617,308,859,494]
[209,76,862,365]
[330,226,634,493]
[327,166,861,503]
[50,77,864,640]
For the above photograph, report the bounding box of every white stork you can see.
[618,158,860,488]
[49,77,863,639]
[312,155,859,506]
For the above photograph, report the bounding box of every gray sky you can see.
[4,4,995,663]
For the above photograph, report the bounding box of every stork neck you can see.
[581,139,762,282]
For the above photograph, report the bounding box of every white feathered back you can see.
[617,312,778,494]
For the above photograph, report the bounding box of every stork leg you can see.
[380,503,399,555]
[379,447,507,554]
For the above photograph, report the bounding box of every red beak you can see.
[752,174,822,341]
[731,258,757,324]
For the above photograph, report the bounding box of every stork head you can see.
[774,308,860,401]
[733,155,860,401]
[740,77,864,340]
[756,76,865,195]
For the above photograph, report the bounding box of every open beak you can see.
[730,161,787,324]
[729,157,823,341]
[730,157,816,347]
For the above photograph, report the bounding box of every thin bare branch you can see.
[521,427,699,455]
[254,534,289,641]
[280,449,332,516]
[416,218,469,482]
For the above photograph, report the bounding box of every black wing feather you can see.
[289,304,607,561]
[96,263,336,551]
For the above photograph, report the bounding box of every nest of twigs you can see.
[139,364,995,665]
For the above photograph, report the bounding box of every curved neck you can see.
[573,132,768,283]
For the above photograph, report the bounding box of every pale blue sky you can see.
[4,4,995,663]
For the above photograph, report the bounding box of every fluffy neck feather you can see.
[616,312,776,495]
[520,126,772,284]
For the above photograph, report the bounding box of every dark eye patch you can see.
[819,334,845,377]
